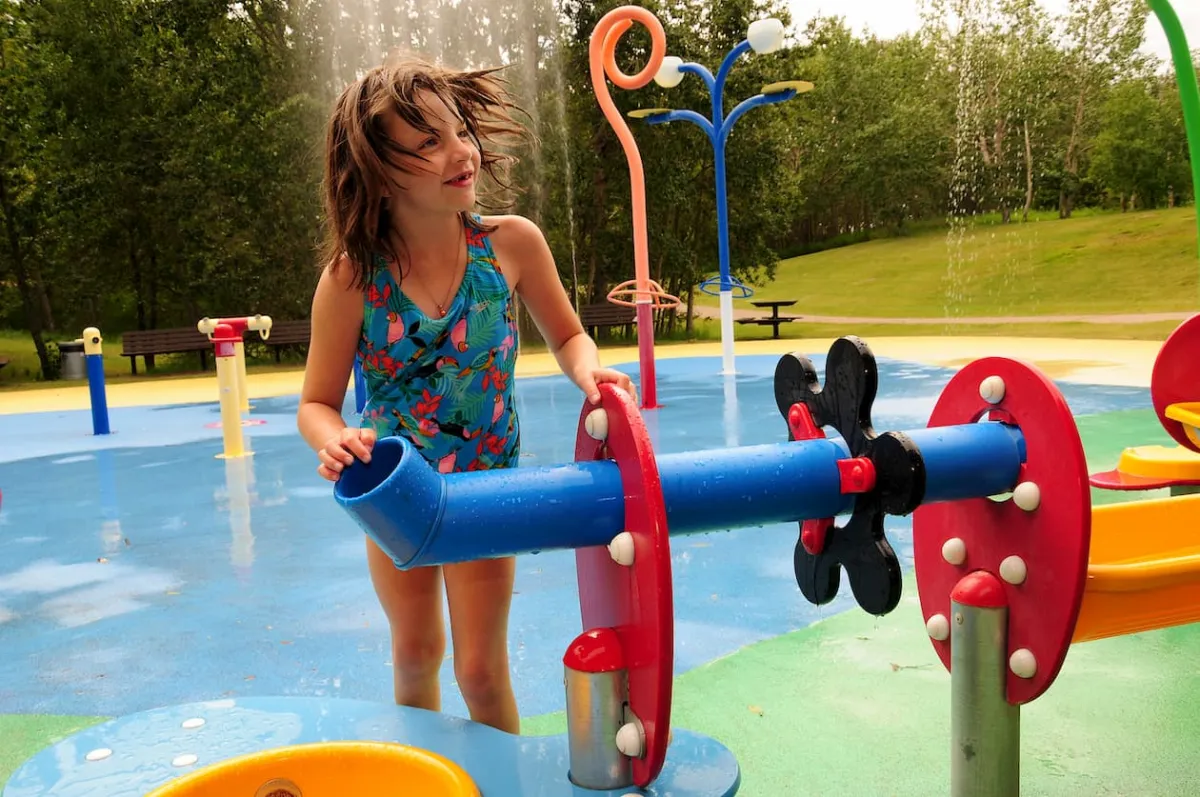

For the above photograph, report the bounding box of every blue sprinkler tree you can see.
[630,18,812,375]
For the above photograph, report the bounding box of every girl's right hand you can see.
[318,426,377,482]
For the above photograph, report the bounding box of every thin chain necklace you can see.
[402,225,464,318]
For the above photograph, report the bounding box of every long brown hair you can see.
[319,55,529,289]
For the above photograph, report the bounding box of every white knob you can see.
[1013,482,1041,512]
[585,409,609,441]
[615,722,644,757]
[654,56,685,88]
[999,556,1027,585]
[1009,649,1037,679]
[942,538,967,566]
[85,748,113,762]
[608,532,635,566]
[171,753,199,767]
[979,376,1006,404]
[926,614,950,641]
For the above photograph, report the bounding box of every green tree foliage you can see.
[0,0,1195,376]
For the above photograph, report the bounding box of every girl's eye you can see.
[421,137,437,148]
[458,129,470,139]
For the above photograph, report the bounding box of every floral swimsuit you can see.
[357,216,520,473]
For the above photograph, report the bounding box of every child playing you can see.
[296,56,635,734]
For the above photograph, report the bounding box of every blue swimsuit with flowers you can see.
[357,216,520,473]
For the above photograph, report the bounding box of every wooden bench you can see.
[121,327,212,374]
[579,302,636,340]
[258,318,311,362]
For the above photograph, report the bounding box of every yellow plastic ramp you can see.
[1075,493,1200,643]
[147,741,480,797]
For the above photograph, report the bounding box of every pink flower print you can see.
[492,394,504,423]
[499,333,514,356]
[438,452,456,473]
[451,317,468,352]
[387,312,405,345]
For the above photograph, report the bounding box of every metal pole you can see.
[951,574,1020,797]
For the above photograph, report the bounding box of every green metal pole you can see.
[950,576,1020,797]
[1147,0,1200,262]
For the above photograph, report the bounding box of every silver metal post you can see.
[564,664,631,789]
[951,592,1020,797]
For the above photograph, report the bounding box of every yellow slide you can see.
[148,741,480,797]
[1074,493,1200,643]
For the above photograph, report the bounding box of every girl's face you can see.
[380,90,480,216]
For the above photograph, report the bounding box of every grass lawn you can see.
[1,207,1195,388]
[696,206,1199,317]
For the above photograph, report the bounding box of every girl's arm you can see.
[491,215,636,404]
[297,262,375,478]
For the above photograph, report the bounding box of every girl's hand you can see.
[318,426,377,482]
[580,368,638,405]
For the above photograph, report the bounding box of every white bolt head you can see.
[1013,482,1041,512]
[926,613,950,641]
[85,748,113,762]
[979,376,1006,404]
[653,56,685,88]
[1000,556,1028,585]
[747,18,786,54]
[171,753,199,767]
[584,408,609,441]
[942,537,967,566]
[181,717,206,730]
[608,531,635,566]
[615,722,644,757]
[1009,648,1037,679]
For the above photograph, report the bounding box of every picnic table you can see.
[736,300,799,339]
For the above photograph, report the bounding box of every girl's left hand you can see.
[580,368,637,405]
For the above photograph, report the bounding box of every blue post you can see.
[641,19,808,375]
[83,327,110,436]
[335,421,1025,569]
[353,356,367,414]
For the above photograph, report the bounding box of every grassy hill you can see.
[697,207,1199,318]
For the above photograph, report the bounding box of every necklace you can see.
[400,226,464,318]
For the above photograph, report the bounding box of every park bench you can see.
[121,319,314,374]
[121,327,212,374]
[579,302,636,340]
[257,318,311,362]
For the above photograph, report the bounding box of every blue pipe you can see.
[335,422,1025,568]
[86,353,110,436]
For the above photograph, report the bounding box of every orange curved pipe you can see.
[589,7,666,301]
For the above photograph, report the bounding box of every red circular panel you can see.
[913,358,1091,705]
[573,384,673,786]
[1152,314,1200,453]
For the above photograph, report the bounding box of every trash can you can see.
[58,340,86,381]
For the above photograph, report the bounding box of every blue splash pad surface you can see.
[2,696,740,797]
[0,355,1150,720]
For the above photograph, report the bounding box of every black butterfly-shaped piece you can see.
[773,336,926,617]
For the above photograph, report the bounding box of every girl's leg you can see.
[443,556,520,733]
[365,537,446,710]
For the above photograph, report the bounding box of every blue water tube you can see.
[334,422,1025,569]
[698,275,754,299]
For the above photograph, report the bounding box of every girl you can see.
[296,56,635,734]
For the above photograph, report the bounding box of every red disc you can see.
[574,383,673,786]
[913,358,1091,705]
[1152,314,1200,452]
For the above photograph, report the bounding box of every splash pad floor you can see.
[2,337,1197,795]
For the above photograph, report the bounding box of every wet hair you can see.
[319,55,529,289]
